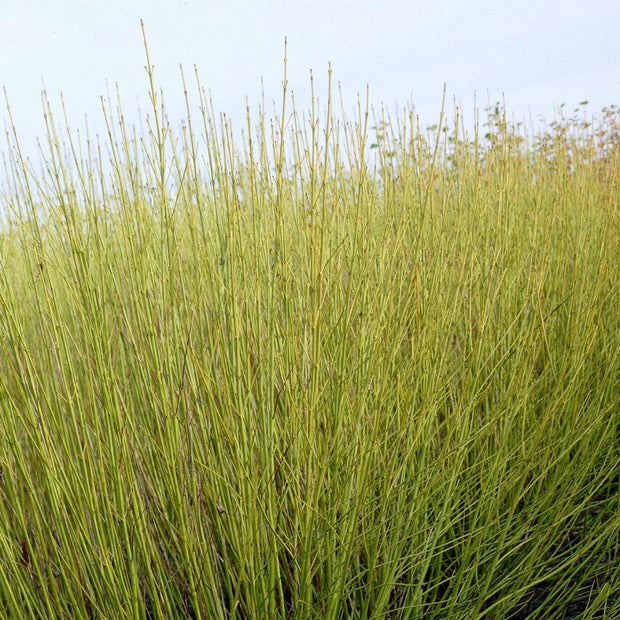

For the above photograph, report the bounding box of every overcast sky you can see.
[1,0,619,170]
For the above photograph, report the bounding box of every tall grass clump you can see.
[0,38,618,619]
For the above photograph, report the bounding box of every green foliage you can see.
[0,44,618,618]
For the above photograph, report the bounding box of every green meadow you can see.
[0,44,618,618]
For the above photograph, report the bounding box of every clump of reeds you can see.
[0,36,618,619]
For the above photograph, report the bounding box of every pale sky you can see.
[1,0,619,172]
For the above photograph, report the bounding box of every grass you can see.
[0,37,618,619]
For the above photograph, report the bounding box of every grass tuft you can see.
[0,42,618,619]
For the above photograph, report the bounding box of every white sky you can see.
[1,0,619,172]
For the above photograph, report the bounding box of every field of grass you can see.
[0,46,619,618]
